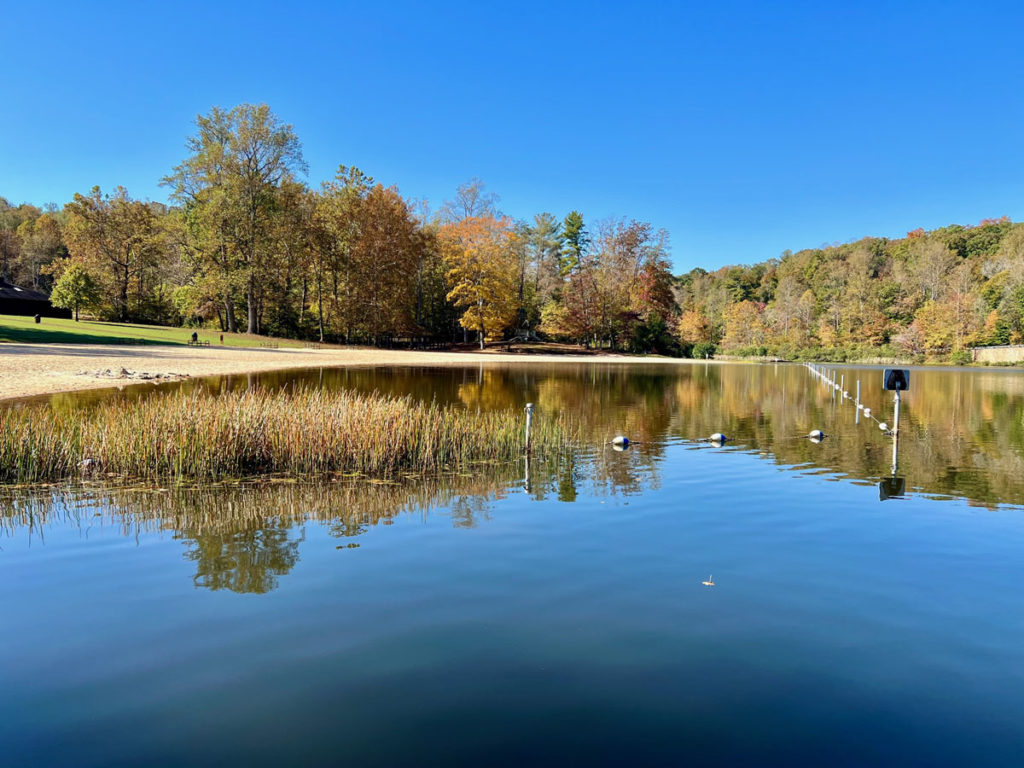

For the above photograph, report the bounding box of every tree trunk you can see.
[246,274,257,334]
[225,296,237,333]
[120,263,130,322]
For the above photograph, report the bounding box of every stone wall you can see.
[971,346,1024,364]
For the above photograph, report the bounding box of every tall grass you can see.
[0,387,574,483]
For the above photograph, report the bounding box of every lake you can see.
[3,361,1024,766]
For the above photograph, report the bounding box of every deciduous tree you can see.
[440,215,519,348]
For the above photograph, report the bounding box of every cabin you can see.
[0,280,72,319]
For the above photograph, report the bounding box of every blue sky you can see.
[3,0,1022,271]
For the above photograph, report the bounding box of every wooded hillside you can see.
[3,102,1020,361]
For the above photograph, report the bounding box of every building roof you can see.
[0,280,50,303]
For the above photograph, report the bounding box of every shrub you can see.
[692,341,717,359]
[950,349,972,366]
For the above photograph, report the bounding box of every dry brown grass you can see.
[0,386,574,483]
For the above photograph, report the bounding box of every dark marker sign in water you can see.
[883,368,911,391]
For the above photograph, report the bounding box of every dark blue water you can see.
[2,363,1024,765]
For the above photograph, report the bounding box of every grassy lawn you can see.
[0,314,309,348]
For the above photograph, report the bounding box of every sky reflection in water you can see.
[2,362,1024,766]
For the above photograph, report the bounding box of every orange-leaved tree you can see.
[439,215,519,349]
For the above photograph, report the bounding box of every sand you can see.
[0,343,699,402]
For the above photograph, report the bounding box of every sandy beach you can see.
[0,343,699,402]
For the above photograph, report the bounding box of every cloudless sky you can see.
[3,0,1023,270]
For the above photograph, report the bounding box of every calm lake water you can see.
[3,362,1024,766]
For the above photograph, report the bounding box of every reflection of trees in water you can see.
[181,519,302,594]
[10,362,1024,524]
[0,472,539,593]
[337,363,1024,507]
[3,362,1023,596]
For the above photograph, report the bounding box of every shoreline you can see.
[0,343,716,403]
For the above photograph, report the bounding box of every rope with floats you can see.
[604,433,729,450]
[804,363,896,434]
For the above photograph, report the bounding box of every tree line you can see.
[0,103,678,352]
[2,102,1022,359]
[676,217,1024,361]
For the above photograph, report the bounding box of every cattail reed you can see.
[0,387,574,483]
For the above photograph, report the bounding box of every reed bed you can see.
[0,387,574,483]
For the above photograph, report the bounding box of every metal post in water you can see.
[891,391,901,475]
[856,379,861,407]
[840,374,845,396]
[524,402,534,454]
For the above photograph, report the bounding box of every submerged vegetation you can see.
[0,387,573,484]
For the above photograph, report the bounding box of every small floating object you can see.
[808,429,825,440]
[702,574,715,587]
[709,433,727,444]
[611,435,630,447]
[863,408,872,417]
[879,422,889,432]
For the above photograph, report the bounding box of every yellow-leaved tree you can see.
[439,215,519,348]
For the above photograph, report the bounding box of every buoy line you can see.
[803,363,895,434]
[604,433,730,450]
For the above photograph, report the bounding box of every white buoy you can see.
[879,422,889,432]
[611,435,630,447]
[808,429,825,440]
[863,408,872,417]
[709,433,727,444]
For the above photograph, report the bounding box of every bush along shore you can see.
[0,387,575,484]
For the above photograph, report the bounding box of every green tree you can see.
[49,262,100,321]
[63,186,163,322]
[561,210,589,275]
[163,103,306,334]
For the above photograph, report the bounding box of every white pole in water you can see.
[524,402,534,454]
[891,390,901,474]
[840,374,845,396]
[856,379,861,407]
